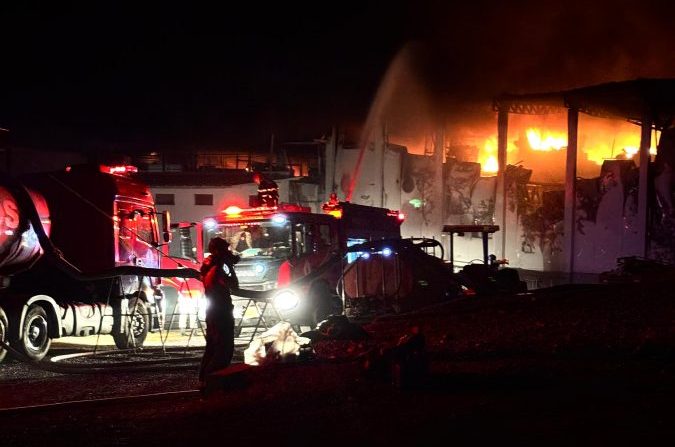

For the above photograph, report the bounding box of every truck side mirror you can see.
[161,211,172,244]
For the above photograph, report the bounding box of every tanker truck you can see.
[0,164,199,363]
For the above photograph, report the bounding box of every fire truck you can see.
[196,191,405,328]
[158,221,205,332]
[0,164,198,363]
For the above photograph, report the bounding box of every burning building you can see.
[140,79,675,286]
[336,79,675,284]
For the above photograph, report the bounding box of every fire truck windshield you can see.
[204,221,292,259]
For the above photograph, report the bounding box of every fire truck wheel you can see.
[0,307,8,363]
[113,299,150,350]
[18,305,51,362]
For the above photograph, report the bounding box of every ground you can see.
[2,280,675,446]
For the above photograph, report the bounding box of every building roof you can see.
[494,78,675,129]
[136,169,310,188]
[136,170,255,187]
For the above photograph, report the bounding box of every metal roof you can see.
[494,78,675,129]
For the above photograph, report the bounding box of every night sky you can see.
[1,1,673,154]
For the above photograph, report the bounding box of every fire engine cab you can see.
[202,188,405,328]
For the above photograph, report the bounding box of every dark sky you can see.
[1,1,674,154]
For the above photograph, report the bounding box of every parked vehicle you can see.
[0,164,198,362]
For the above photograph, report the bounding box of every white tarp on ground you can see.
[244,321,311,366]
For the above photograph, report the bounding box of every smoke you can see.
[371,0,675,154]
[358,42,436,155]
[415,0,675,97]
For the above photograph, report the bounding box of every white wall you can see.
[152,184,258,224]
[334,144,402,210]
[151,178,319,224]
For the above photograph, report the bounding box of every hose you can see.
[0,339,200,374]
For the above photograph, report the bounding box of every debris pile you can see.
[599,256,675,283]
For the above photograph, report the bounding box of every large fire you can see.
[478,137,498,174]
[477,121,659,178]
[478,136,516,175]
[525,129,566,151]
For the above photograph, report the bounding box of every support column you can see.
[563,108,579,277]
[495,109,509,259]
[434,126,445,233]
[637,112,652,258]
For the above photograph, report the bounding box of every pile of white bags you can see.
[244,321,311,366]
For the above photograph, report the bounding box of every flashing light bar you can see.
[224,205,243,216]
[326,209,342,219]
[100,165,138,175]
[220,203,310,219]
[386,209,405,222]
[322,192,342,218]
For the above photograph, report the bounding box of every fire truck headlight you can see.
[272,289,300,311]
[271,214,287,224]
[382,247,393,257]
[361,252,370,260]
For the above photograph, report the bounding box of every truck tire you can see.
[113,299,150,349]
[0,307,8,363]
[18,305,51,362]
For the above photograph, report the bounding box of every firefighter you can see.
[199,237,240,392]
[253,172,279,207]
[230,227,253,254]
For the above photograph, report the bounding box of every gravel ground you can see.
[2,280,675,446]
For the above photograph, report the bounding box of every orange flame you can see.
[478,137,498,174]
[478,136,516,174]
[583,133,657,164]
[525,128,567,151]
[460,117,659,182]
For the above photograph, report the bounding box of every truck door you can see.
[115,202,159,269]
[291,221,335,278]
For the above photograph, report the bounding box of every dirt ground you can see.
[2,280,675,446]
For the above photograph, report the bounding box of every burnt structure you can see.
[493,79,675,278]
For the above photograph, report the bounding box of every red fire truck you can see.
[0,164,198,363]
[192,192,405,328]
